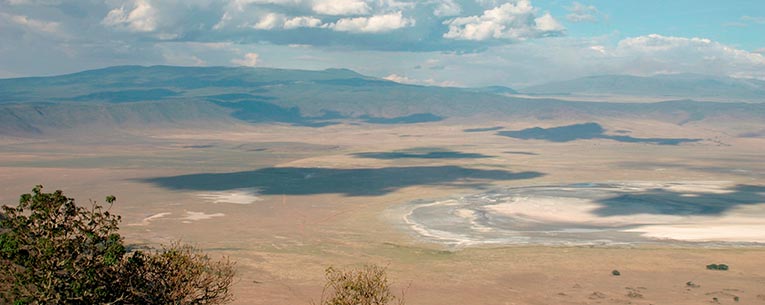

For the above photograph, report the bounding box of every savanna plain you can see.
[2,117,763,305]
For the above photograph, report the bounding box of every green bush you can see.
[0,186,235,305]
[706,264,729,271]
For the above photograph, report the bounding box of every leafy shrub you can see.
[706,264,729,271]
[118,243,235,305]
[0,186,125,304]
[314,265,406,305]
[0,185,235,305]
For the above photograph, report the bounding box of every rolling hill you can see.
[521,73,765,101]
[1,66,764,136]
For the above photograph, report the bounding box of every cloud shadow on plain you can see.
[352,150,492,160]
[593,184,765,216]
[142,166,544,196]
[498,122,701,145]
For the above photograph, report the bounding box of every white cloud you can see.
[251,13,326,29]
[232,52,260,66]
[1,12,60,34]
[741,15,765,24]
[423,78,460,87]
[378,34,765,87]
[102,0,157,32]
[443,1,564,41]
[377,0,415,11]
[432,0,461,17]
[617,34,716,53]
[613,34,765,78]
[253,12,285,29]
[183,42,236,50]
[312,0,370,16]
[384,73,415,83]
[330,11,414,33]
[535,13,563,32]
[384,73,459,87]
[284,16,324,29]
[589,45,605,54]
[566,2,600,23]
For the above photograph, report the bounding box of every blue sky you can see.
[540,0,765,50]
[1,0,763,87]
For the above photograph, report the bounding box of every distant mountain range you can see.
[521,74,765,101]
[1,66,764,135]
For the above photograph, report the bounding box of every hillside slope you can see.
[1,66,764,135]
[522,74,765,101]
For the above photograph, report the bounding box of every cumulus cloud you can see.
[381,34,765,87]
[432,0,461,17]
[102,0,157,32]
[253,13,284,29]
[284,16,324,29]
[5,0,764,87]
[331,11,414,33]
[232,52,260,66]
[204,0,566,49]
[251,13,325,30]
[312,0,370,16]
[566,2,601,23]
[443,1,564,41]
[613,34,765,79]
[0,12,60,33]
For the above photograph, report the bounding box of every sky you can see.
[1,0,764,87]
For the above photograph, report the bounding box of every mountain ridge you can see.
[521,73,765,101]
[1,66,764,136]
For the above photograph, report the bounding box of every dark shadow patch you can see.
[593,184,765,216]
[739,130,765,138]
[232,142,339,153]
[151,77,280,89]
[353,150,491,159]
[503,151,539,155]
[141,166,544,196]
[605,135,701,145]
[498,122,701,145]
[216,101,342,127]
[316,78,400,87]
[67,89,179,103]
[464,126,504,133]
[360,113,443,124]
[183,145,215,149]
[465,86,518,95]
[498,122,606,142]
[311,110,347,120]
[205,93,275,101]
